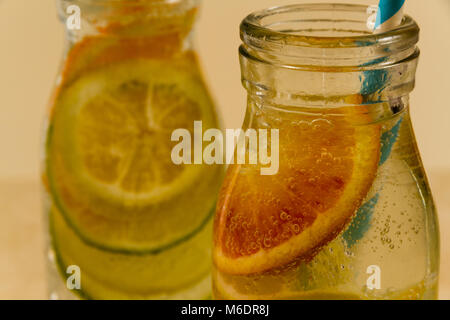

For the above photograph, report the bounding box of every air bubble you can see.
[308,177,317,184]
[263,237,272,248]
[50,293,59,300]
[48,249,55,263]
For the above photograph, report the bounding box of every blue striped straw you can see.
[344,0,407,247]
[374,0,405,33]
[361,0,406,94]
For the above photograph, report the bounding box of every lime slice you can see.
[50,206,212,299]
[76,274,212,300]
[47,58,222,252]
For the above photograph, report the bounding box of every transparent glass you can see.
[212,4,439,300]
[43,0,223,300]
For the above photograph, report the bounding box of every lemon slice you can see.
[47,58,221,252]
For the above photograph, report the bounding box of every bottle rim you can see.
[58,0,200,38]
[59,0,200,13]
[240,3,419,66]
[69,0,198,6]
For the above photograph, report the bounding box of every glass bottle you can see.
[43,0,222,300]
[212,4,439,300]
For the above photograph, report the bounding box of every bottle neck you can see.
[58,0,200,43]
[240,4,420,107]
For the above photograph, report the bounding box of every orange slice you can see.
[213,101,380,275]
[58,35,189,89]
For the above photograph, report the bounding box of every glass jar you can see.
[212,4,439,300]
[43,0,222,300]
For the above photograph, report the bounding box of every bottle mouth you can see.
[59,0,200,38]
[71,0,198,6]
[59,0,200,18]
[240,3,419,67]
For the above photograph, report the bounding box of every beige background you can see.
[0,0,449,299]
[0,0,449,179]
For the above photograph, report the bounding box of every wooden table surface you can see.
[1,170,449,300]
